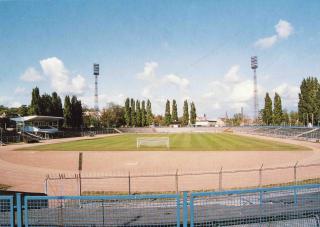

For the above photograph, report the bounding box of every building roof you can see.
[10,115,64,122]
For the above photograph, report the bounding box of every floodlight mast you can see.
[93,64,99,112]
[251,56,258,123]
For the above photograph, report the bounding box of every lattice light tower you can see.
[93,63,99,112]
[251,56,258,122]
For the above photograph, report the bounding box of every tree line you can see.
[261,76,320,126]
[164,99,196,126]
[124,98,153,127]
[0,87,84,129]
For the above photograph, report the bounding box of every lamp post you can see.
[251,56,258,123]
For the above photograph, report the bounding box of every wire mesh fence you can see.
[24,194,181,227]
[0,196,14,227]
[45,163,320,196]
[235,126,320,142]
[189,184,320,227]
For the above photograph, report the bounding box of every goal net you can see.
[136,137,170,149]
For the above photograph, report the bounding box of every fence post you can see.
[44,175,48,195]
[128,171,131,195]
[175,169,179,193]
[294,161,298,185]
[219,167,223,191]
[259,164,263,187]
[16,193,22,227]
[183,192,188,227]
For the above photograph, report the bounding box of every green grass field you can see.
[20,133,310,151]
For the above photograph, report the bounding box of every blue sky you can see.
[0,0,320,118]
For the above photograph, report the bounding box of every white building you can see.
[194,114,225,127]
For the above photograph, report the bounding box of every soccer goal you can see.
[136,137,170,149]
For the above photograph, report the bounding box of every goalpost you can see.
[136,137,170,149]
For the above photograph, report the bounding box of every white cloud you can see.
[201,66,266,115]
[137,62,190,100]
[275,20,293,39]
[224,65,241,83]
[272,83,299,105]
[39,57,87,95]
[254,35,278,49]
[20,67,42,82]
[254,20,293,49]
[79,93,125,109]
[14,86,26,95]
[163,74,189,90]
[137,62,158,81]
[136,62,191,114]
[0,96,22,108]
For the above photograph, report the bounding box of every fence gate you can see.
[0,195,14,227]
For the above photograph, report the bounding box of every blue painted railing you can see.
[1,184,320,227]
[0,195,14,227]
[189,184,320,227]
[24,193,181,227]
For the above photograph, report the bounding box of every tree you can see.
[182,100,189,126]
[141,100,146,127]
[51,92,63,117]
[18,105,29,116]
[146,99,153,126]
[289,111,300,126]
[100,104,125,127]
[171,99,178,123]
[298,77,319,125]
[130,98,136,127]
[282,109,289,126]
[316,89,320,126]
[63,96,72,128]
[124,98,131,126]
[164,100,171,126]
[153,114,164,126]
[70,96,83,128]
[190,102,197,125]
[29,87,41,115]
[273,93,283,125]
[136,100,141,127]
[262,93,273,125]
[39,93,53,115]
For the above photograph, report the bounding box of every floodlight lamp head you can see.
[93,64,99,75]
[251,56,258,69]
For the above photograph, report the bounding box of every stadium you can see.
[1,125,320,226]
[2,1,320,227]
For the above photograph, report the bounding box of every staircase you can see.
[21,132,41,143]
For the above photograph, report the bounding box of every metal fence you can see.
[0,196,14,227]
[24,194,181,227]
[80,128,118,137]
[45,162,320,196]
[189,184,320,227]
[235,126,320,142]
[0,135,21,144]
[2,184,320,226]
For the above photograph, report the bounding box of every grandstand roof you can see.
[10,115,64,122]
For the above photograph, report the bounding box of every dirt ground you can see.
[0,133,319,194]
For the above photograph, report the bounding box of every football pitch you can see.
[21,133,309,151]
